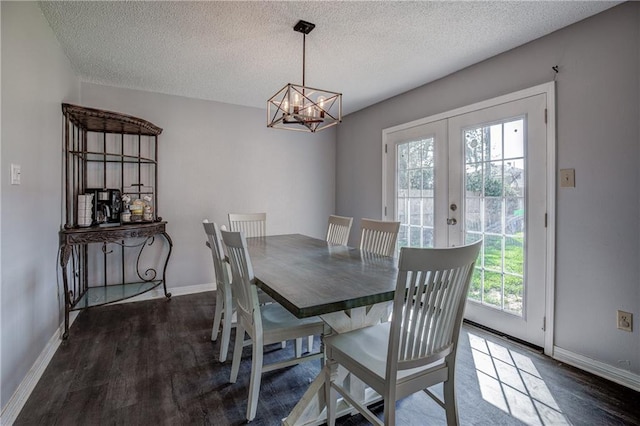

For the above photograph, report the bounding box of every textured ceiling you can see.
[39,1,619,115]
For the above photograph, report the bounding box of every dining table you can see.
[246,233,399,426]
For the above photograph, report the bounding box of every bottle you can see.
[121,206,131,223]
[143,206,153,221]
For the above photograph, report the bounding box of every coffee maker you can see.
[86,188,122,225]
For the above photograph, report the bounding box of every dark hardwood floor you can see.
[15,292,640,425]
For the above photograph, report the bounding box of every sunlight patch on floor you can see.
[468,333,569,426]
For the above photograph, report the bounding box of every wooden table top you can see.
[246,234,398,318]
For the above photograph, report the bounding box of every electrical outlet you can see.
[617,310,633,332]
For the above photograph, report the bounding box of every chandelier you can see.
[267,20,342,133]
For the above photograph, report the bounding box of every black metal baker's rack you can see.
[59,103,172,339]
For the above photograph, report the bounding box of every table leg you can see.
[281,303,389,426]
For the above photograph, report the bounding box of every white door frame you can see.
[382,82,556,355]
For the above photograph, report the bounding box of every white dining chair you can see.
[326,215,353,246]
[324,240,482,426]
[203,220,235,362]
[226,212,309,355]
[203,220,276,362]
[358,218,400,257]
[228,212,267,237]
[222,230,326,422]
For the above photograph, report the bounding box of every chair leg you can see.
[218,313,232,363]
[444,353,459,426]
[211,291,224,341]
[383,400,396,426]
[443,379,459,426]
[246,334,264,422]
[218,290,234,362]
[382,384,398,426]
[325,358,338,426]
[229,325,245,383]
[307,335,314,352]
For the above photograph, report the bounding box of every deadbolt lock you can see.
[450,203,457,211]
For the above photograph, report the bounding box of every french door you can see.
[383,90,551,348]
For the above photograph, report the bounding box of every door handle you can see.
[447,218,457,225]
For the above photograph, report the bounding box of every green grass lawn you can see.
[469,232,524,313]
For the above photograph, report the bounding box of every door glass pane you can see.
[398,143,409,170]
[504,274,524,314]
[466,197,482,233]
[469,268,482,302]
[409,198,421,225]
[422,198,434,227]
[408,169,421,197]
[397,197,407,224]
[422,228,434,247]
[504,120,524,159]
[505,198,524,235]
[396,137,435,249]
[483,270,504,308]
[397,169,408,197]
[409,226,421,248]
[464,118,525,316]
[484,198,503,233]
[489,124,503,161]
[398,224,408,248]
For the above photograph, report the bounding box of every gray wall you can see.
[1,2,335,413]
[1,2,80,409]
[336,2,640,373]
[79,83,335,288]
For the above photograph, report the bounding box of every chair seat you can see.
[260,303,324,341]
[325,322,446,395]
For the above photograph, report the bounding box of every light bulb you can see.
[317,96,326,118]
[293,92,301,114]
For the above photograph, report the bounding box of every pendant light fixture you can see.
[267,20,342,133]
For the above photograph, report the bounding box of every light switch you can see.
[11,164,21,185]
[560,168,575,188]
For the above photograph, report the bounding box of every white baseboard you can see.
[553,346,640,392]
[111,282,215,305]
[0,311,79,426]
[0,283,214,425]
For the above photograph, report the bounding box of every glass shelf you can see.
[68,150,157,164]
[71,281,163,310]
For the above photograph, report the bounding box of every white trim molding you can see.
[554,346,640,392]
[112,282,215,305]
[0,282,214,425]
[382,81,557,355]
[0,311,79,425]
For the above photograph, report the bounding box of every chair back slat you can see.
[228,212,267,238]
[388,241,481,374]
[359,218,400,257]
[203,220,231,288]
[326,215,353,246]
[221,230,261,327]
